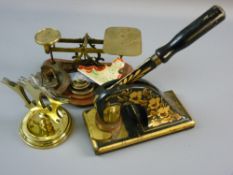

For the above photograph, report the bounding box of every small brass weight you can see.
[2,77,72,148]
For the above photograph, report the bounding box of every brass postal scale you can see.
[2,5,225,154]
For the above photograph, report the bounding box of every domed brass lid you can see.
[35,28,61,45]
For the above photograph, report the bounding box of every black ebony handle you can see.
[156,5,225,63]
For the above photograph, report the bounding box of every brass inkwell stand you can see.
[2,6,225,154]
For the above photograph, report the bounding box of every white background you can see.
[0,0,233,174]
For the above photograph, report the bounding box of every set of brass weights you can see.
[2,6,225,154]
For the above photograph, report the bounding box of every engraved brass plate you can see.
[103,27,142,56]
[83,90,195,154]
